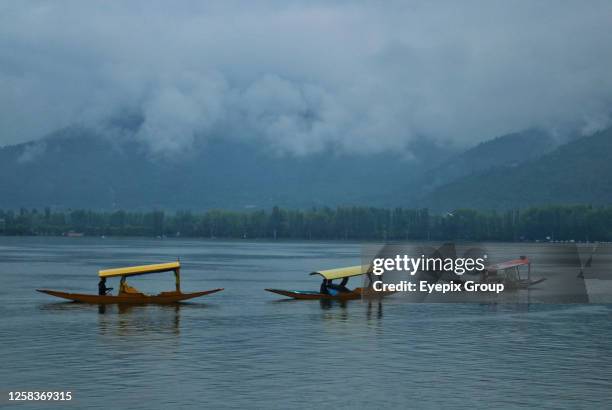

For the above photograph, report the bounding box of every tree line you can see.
[0,205,611,242]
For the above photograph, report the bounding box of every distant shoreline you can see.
[1,204,610,242]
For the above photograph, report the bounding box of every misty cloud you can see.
[17,140,46,163]
[1,1,612,155]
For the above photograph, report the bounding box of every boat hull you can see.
[482,277,547,289]
[265,288,363,300]
[37,288,223,304]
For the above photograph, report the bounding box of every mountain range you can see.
[0,126,452,210]
[0,123,608,211]
[421,126,612,210]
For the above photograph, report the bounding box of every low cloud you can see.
[17,141,46,163]
[1,1,611,155]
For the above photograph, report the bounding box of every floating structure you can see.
[482,257,546,289]
[37,261,223,304]
[265,265,378,300]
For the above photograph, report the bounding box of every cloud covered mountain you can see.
[0,124,565,210]
[1,1,611,157]
[0,125,454,209]
[2,2,611,211]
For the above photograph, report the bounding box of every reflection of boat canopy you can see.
[309,265,370,280]
[100,261,182,292]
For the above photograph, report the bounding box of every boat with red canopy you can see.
[482,257,546,288]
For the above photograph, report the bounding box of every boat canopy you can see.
[310,265,370,280]
[486,258,530,271]
[99,262,181,278]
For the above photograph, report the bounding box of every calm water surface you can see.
[1,237,611,409]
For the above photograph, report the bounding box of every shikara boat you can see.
[37,261,223,304]
[266,265,380,300]
[482,257,546,289]
[265,288,364,300]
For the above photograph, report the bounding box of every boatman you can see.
[320,278,331,295]
[321,278,351,295]
[98,277,112,295]
[338,277,350,292]
[328,277,351,293]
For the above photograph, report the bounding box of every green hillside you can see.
[410,129,555,197]
[421,127,612,210]
[0,122,576,211]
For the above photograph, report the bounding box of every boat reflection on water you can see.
[319,299,350,324]
[318,299,348,310]
[317,298,382,315]
[317,298,384,329]
[40,301,211,337]
[366,300,383,321]
[96,303,208,337]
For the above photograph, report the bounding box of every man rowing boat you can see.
[265,265,374,300]
[320,277,351,295]
[97,277,113,295]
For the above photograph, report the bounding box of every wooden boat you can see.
[37,261,223,304]
[483,257,546,289]
[265,288,364,300]
[37,288,223,304]
[266,265,389,300]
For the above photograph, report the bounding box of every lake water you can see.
[1,237,611,409]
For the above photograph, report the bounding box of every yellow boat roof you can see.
[99,262,180,278]
[310,265,370,280]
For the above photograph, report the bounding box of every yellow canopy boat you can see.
[37,261,223,304]
[265,265,375,300]
[310,265,370,280]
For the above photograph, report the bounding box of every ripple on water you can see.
[1,237,611,409]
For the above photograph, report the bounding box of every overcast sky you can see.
[1,1,611,155]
